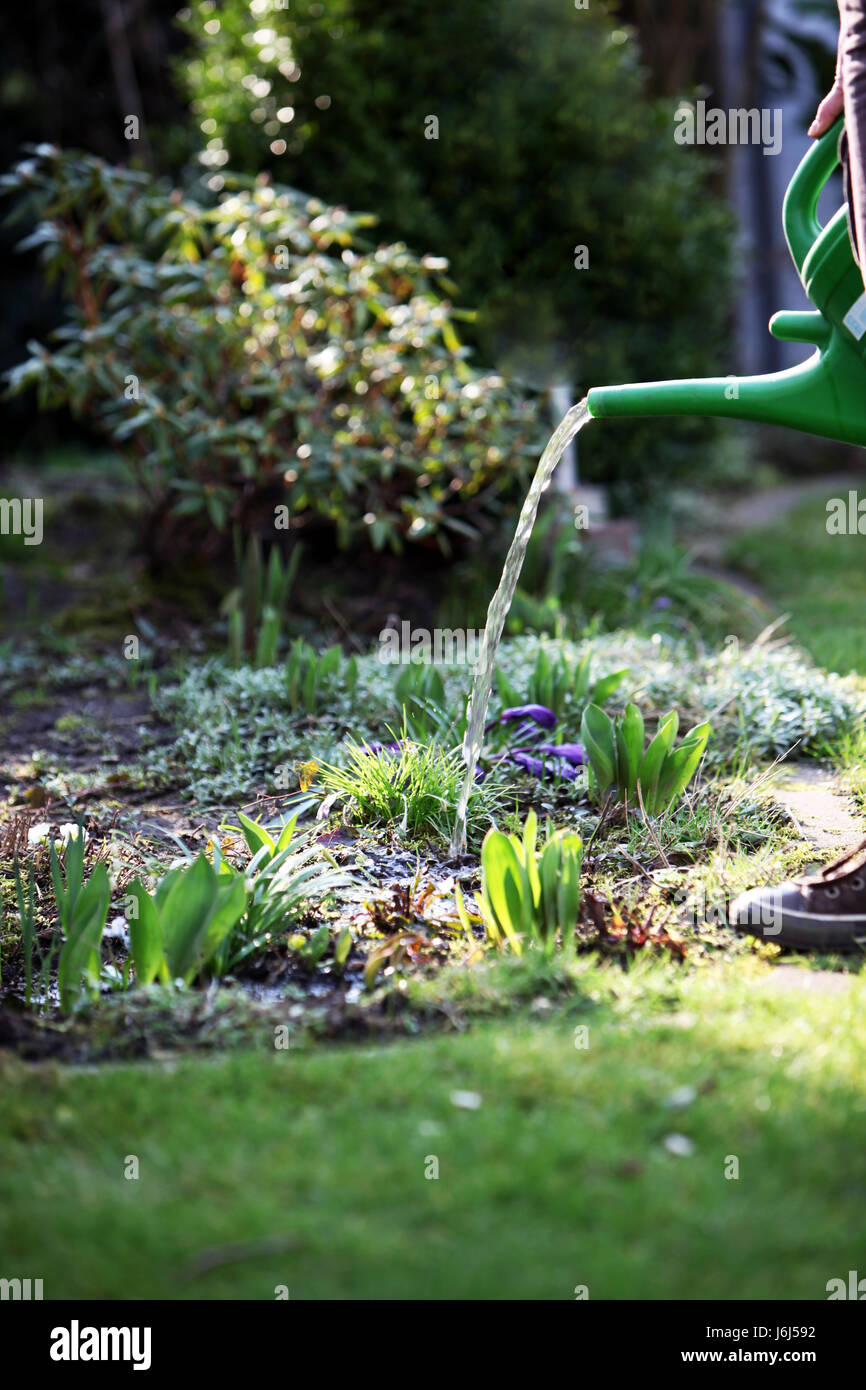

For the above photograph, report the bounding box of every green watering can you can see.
[587,118,866,445]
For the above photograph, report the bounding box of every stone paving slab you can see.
[771,763,864,853]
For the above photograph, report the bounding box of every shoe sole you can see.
[732,905,866,953]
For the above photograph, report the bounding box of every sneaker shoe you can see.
[730,837,866,951]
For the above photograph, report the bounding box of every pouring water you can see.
[450,398,592,854]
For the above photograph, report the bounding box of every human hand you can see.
[808,83,844,138]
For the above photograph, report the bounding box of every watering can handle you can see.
[783,115,844,274]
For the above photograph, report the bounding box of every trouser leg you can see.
[839,0,866,276]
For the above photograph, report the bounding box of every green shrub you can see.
[3,147,541,556]
[177,0,735,506]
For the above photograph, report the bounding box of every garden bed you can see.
[3,614,865,1062]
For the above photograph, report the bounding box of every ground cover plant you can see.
[140,630,866,803]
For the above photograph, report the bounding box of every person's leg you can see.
[730,6,866,951]
[839,0,866,278]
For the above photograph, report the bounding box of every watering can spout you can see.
[587,351,846,440]
[586,117,866,450]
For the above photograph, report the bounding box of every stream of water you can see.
[450,398,592,854]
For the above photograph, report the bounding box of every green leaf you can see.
[318,645,342,679]
[49,840,67,930]
[127,879,164,986]
[236,809,276,857]
[656,721,711,807]
[254,606,281,667]
[539,838,561,943]
[160,855,220,982]
[533,648,553,712]
[638,711,680,814]
[476,886,501,945]
[153,864,185,913]
[227,608,244,668]
[555,841,582,951]
[573,649,592,703]
[199,871,248,967]
[299,923,330,969]
[521,809,541,908]
[580,703,616,791]
[480,829,526,950]
[58,863,110,1011]
[334,928,352,969]
[454,882,476,939]
[275,814,299,853]
[615,702,644,802]
[590,667,629,705]
[302,658,317,711]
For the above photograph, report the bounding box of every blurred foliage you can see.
[439,502,768,648]
[2,146,542,557]
[615,1,725,98]
[0,0,191,444]
[176,0,737,508]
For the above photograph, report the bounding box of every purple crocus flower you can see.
[536,742,585,766]
[498,704,557,730]
[363,740,404,755]
[652,595,673,610]
[511,751,578,781]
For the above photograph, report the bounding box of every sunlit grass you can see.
[726,490,866,675]
[320,736,506,846]
[4,956,866,1299]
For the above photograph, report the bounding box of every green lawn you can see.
[726,489,866,675]
[3,957,866,1300]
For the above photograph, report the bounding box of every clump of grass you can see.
[618,774,792,864]
[320,738,503,845]
[833,723,866,818]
